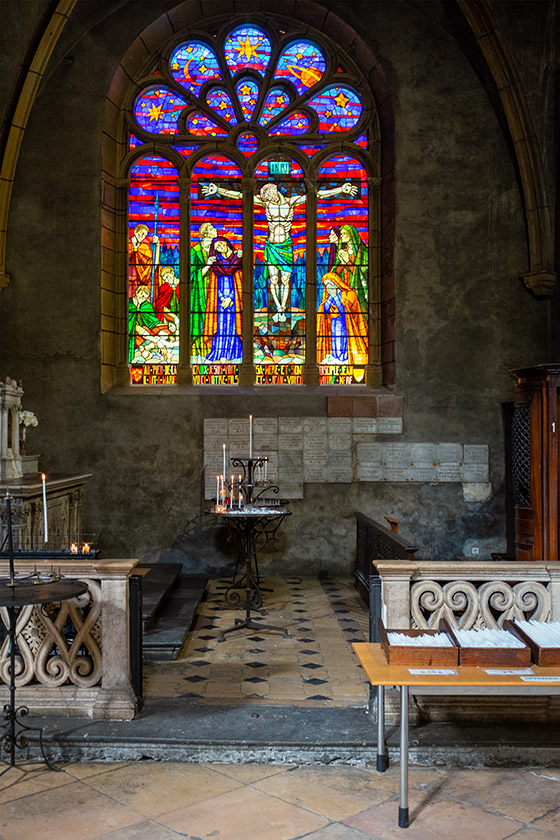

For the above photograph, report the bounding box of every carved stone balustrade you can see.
[371,558,560,724]
[0,557,140,720]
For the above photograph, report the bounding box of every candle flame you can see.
[70,543,78,554]
[82,543,90,554]
[42,473,46,481]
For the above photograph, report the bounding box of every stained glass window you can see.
[126,21,376,386]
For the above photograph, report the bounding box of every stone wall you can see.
[0,0,552,575]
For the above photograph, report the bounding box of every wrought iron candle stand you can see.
[0,492,88,774]
[209,456,291,642]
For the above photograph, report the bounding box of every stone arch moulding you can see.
[0,0,78,290]
[458,0,556,298]
[100,0,396,393]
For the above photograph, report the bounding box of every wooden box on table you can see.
[440,619,531,667]
[378,619,458,667]
[504,620,560,667]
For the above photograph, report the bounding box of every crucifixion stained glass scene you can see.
[128,23,371,385]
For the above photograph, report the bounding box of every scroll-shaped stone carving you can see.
[479,580,550,627]
[0,580,102,689]
[411,580,479,629]
[410,578,551,631]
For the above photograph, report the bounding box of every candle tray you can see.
[378,619,458,666]
[440,619,531,667]
[505,620,560,667]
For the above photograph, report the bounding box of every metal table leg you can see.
[376,685,388,771]
[398,685,409,828]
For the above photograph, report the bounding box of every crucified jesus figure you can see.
[201,180,358,323]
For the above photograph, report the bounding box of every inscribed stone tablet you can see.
[384,466,411,482]
[304,434,325,454]
[328,452,353,482]
[329,434,351,452]
[410,466,437,482]
[304,455,328,483]
[463,444,489,464]
[463,464,489,482]
[385,443,411,465]
[254,417,278,450]
[204,418,229,438]
[279,433,303,450]
[436,464,463,481]
[279,417,303,434]
[328,417,353,436]
[436,443,463,463]
[356,442,384,465]
[410,443,436,465]
[304,417,328,436]
[376,417,403,434]
[279,451,304,481]
[357,465,384,481]
[353,418,378,434]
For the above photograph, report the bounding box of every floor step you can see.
[137,563,183,630]
[142,573,208,661]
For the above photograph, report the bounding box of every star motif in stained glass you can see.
[325,110,332,118]
[200,65,208,74]
[172,62,179,70]
[240,84,253,96]
[237,34,259,62]
[147,104,162,121]
[218,101,227,110]
[334,92,350,109]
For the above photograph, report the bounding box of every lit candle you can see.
[238,474,242,509]
[264,458,268,482]
[230,475,234,509]
[216,475,219,507]
[222,443,227,479]
[249,414,253,458]
[41,473,48,543]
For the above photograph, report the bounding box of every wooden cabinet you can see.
[510,365,560,561]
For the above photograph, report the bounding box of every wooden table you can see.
[353,642,560,828]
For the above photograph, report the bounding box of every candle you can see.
[230,475,234,509]
[42,473,48,543]
[216,475,220,507]
[238,474,242,509]
[222,443,227,479]
[220,475,224,504]
[249,414,253,458]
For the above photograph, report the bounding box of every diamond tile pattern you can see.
[144,577,369,708]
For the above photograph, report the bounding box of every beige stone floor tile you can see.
[253,765,394,820]
[0,764,73,805]
[345,792,524,839]
[301,823,378,839]
[531,807,560,834]
[0,780,141,840]
[93,820,188,840]
[431,768,560,823]
[502,830,560,840]
[83,762,242,818]
[211,762,296,783]
[60,762,131,780]
[159,783,329,839]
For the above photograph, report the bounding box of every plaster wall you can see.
[0,0,550,576]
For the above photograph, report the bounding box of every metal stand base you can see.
[0,703,57,776]
[219,617,289,642]
[376,752,388,772]
[398,807,409,829]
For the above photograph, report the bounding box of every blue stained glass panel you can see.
[238,133,259,157]
[258,87,291,126]
[206,88,238,125]
[224,26,271,76]
[307,85,363,132]
[273,40,326,94]
[134,88,188,135]
[170,42,221,96]
[269,111,310,135]
[236,78,260,121]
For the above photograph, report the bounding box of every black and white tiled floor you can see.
[144,577,370,707]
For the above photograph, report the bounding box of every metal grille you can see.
[512,405,531,506]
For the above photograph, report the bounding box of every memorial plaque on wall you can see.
[254,417,278,451]
[304,453,328,483]
[353,418,378,435]
[328,452,353,483]
[228,419,250,456]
